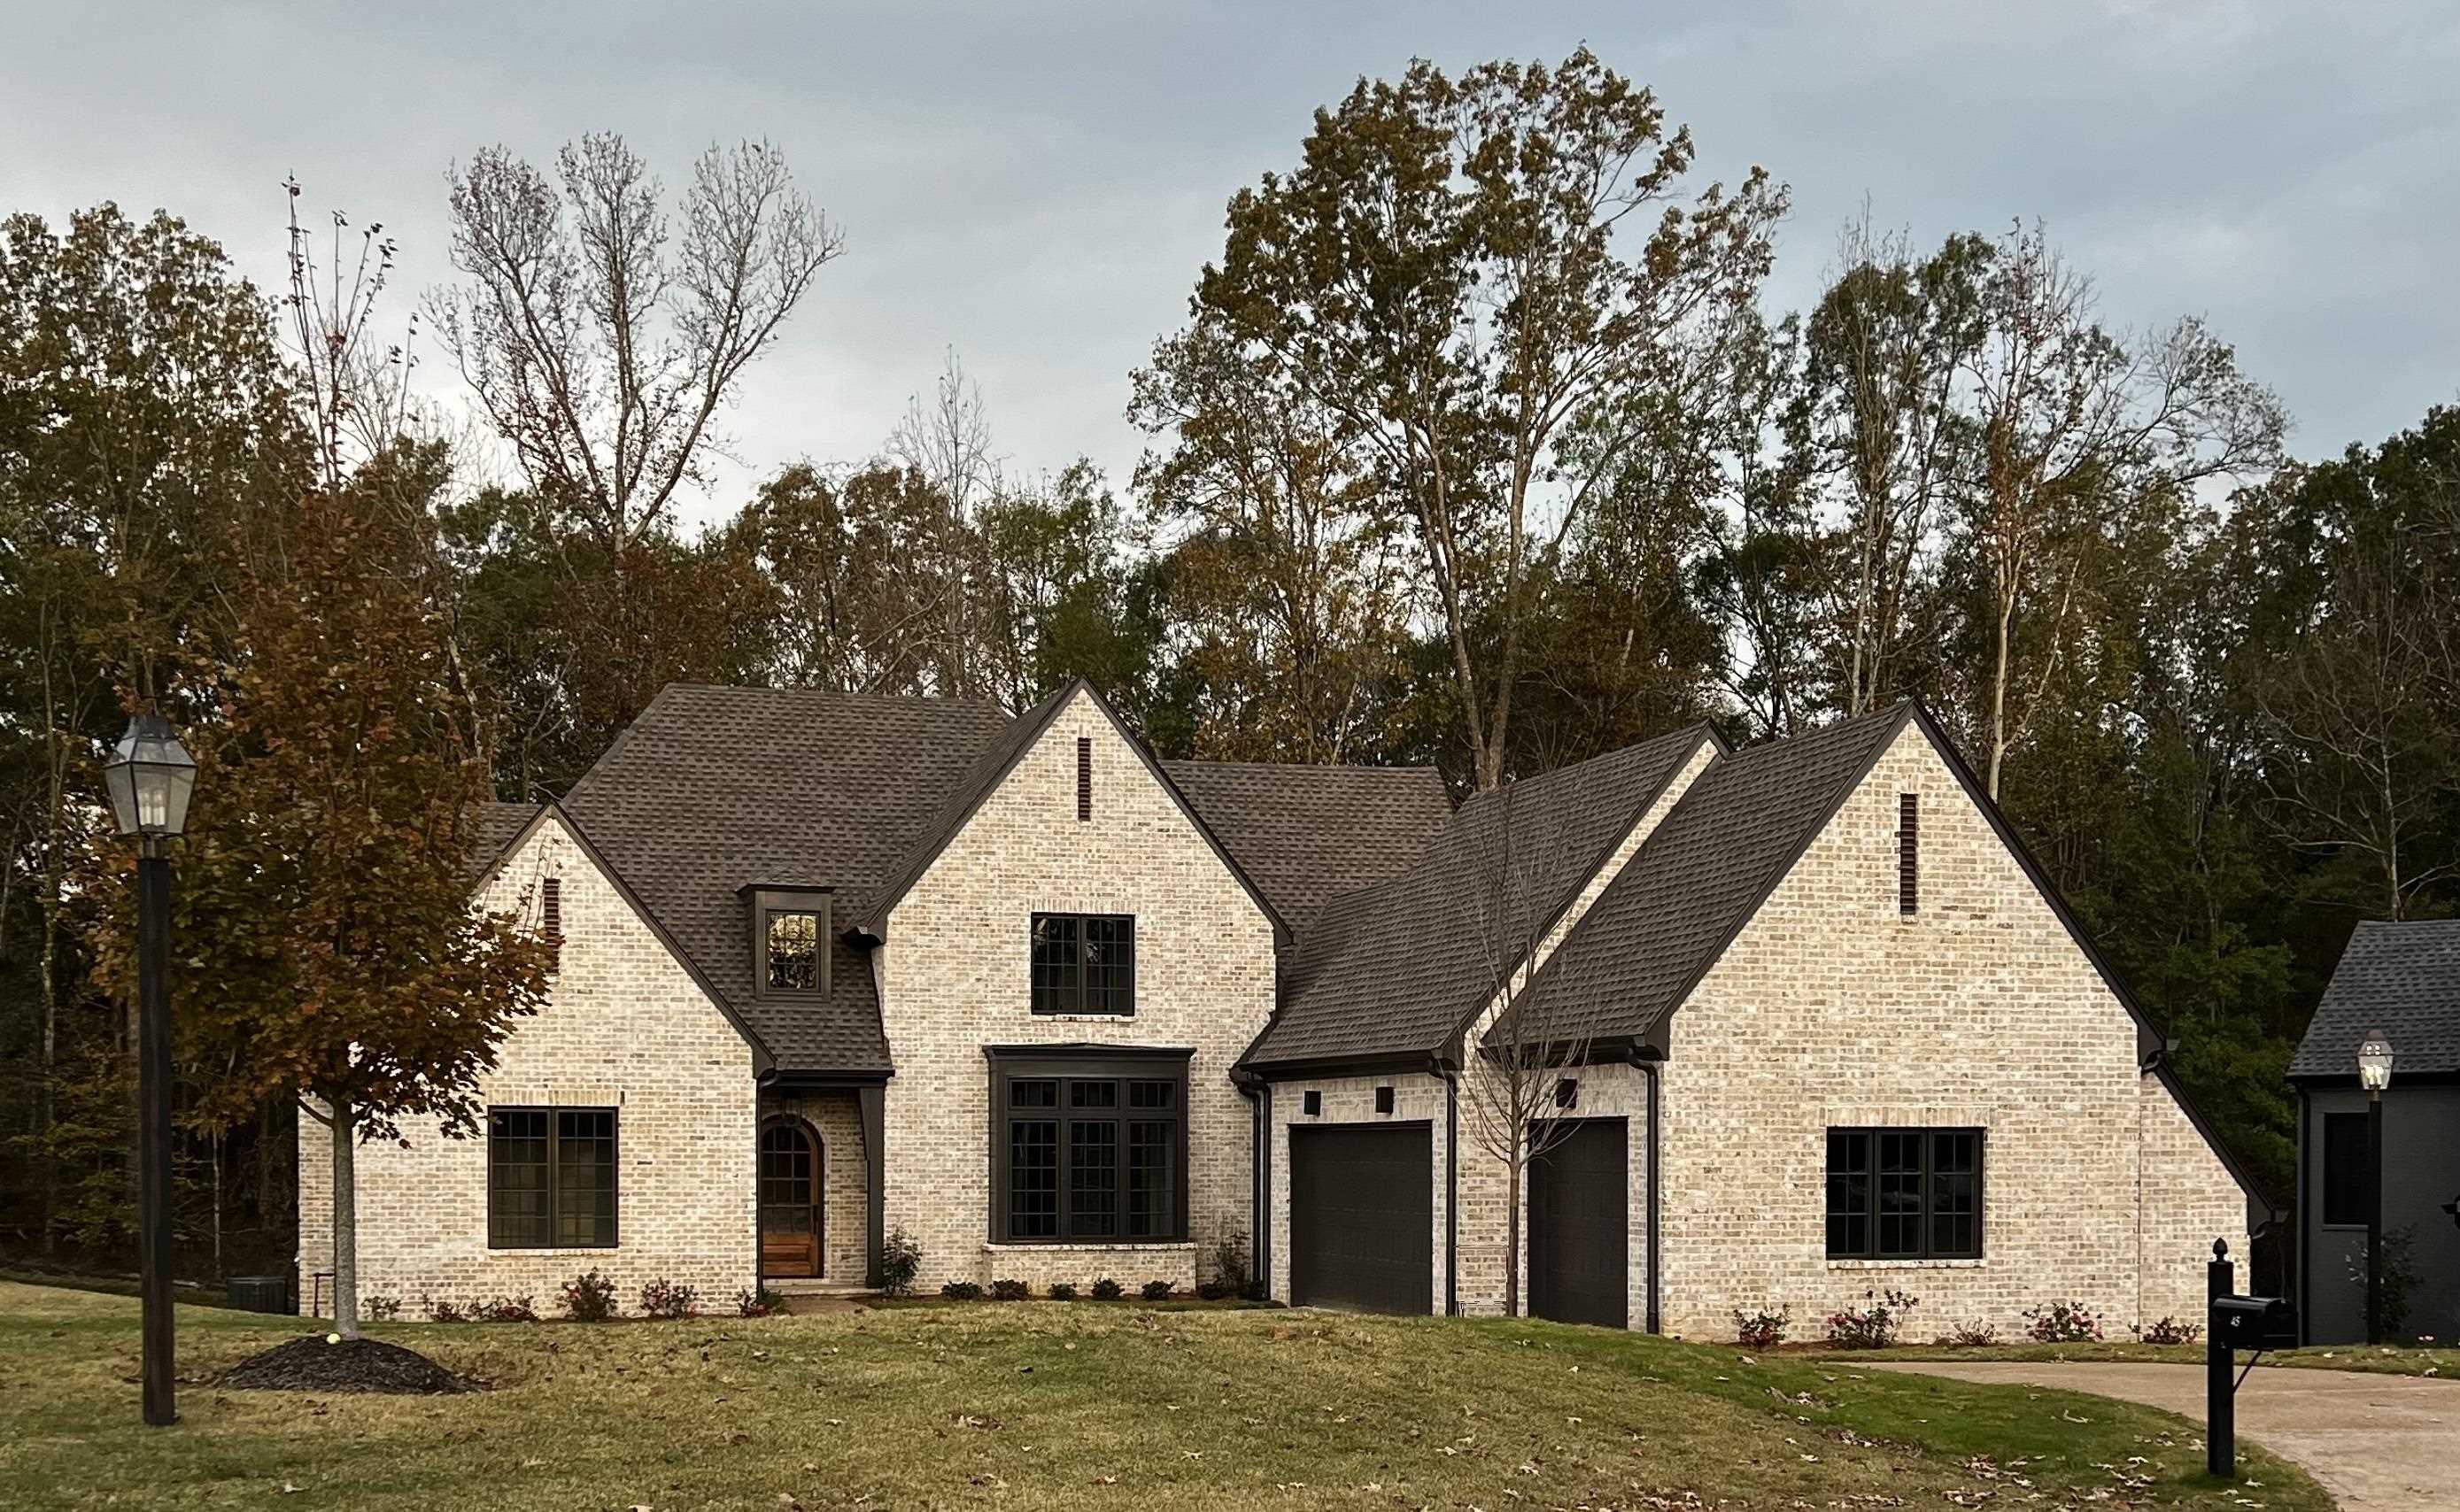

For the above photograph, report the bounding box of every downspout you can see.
[1234,1068,1268,1298]
[1437,1056,1459,1317]
[1638,1051,1662,1335]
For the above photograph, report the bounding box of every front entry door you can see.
[760,1122,823,1278]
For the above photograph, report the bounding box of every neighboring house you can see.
[300,683,2262,1340]
[2289,920,2460,1345]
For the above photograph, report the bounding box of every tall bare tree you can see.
[431,132,839,557]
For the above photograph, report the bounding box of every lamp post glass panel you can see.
[104,713,195,1427]
[2356,1028,2393,1346]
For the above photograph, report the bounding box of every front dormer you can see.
[744,885,833,1002]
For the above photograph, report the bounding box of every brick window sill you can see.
[484,1246,622,1257]
[982,1241,1195,1253]
[1826,1257,1985,1270]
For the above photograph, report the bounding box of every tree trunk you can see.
[329,1094,361,1339]
[1504,1143,1523,1318]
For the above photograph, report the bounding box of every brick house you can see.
[299,682,2265,1338]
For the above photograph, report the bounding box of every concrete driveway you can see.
[1868,1361,2458,1511]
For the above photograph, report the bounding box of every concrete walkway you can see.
[1868,1361,2459,1511]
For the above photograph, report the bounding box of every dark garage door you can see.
[1290,1122,1432,1315]
[1528,1117,1628,1329]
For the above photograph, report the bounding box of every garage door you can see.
[1289,1122,1433,1315]
[1528,1117,1628,1329]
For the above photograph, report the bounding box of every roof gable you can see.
[2292,919,2460,1079]
[1242,722,1720,1071]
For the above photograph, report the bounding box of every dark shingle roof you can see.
[1242,724,1719,1070]
[1510,706,1910,1048]
[1162,760,1452,930]
[560,684,1012,1071]
[856,683,1079,933]
[2291,919,2460,1079]
[470,801,541,881]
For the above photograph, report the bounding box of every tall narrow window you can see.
[1077,737,1093,821]
[2322,1111,2371,1226]
[1898,792,1920,914]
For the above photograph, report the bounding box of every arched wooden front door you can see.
[760,1120,824,1278]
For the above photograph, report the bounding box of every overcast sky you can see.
[7,2,2456,526]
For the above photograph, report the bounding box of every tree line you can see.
[4,50,2455,1284]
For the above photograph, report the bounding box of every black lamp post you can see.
[103,712,195,1427]
[2356,1026,2394,1346]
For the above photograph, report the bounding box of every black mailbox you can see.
[2211,1294,2292,1349]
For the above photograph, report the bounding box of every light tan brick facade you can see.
[878,688,1278,1292]
[298,814,757,1316]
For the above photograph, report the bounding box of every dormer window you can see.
[745,886,832,999]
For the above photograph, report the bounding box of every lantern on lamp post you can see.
[103,712,194,1427]
[2356,1027,2394,1346]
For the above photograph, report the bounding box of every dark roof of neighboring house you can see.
[1504,706,1912,1048]
[560,683,1014,1072]
[1162,760,1453,930]
[2291,919,2460,1080]
[1240,723,1719,1071]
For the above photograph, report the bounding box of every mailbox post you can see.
[2206,1243,2294,1482]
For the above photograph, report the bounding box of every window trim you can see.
[486,1105,621,1251]
[747,886,832,1002]
[1823,1125,1984,1261]
[1028,912,1137,1016]
[985,1047,1191,1245]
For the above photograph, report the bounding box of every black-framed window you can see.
[1824,1127,1981,1260]
[489,1107,617,1249]
[989,1052,1187,1242]
[1030,914,1135,1015]
[747,888,832,1000]
[2322,1111,2371,1227]
[767,910,821,991]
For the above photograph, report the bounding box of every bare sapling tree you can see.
[282,177,418,493]
[430,132,840,558]
[887,348,1002,697]
[1455,780,1597,1316]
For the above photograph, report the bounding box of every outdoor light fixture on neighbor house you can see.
[103,710,196,1428]
[2356,1026,2393,1346]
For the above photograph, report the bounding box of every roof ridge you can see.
[1164,757,1446,776]
[1458,720,1716,813]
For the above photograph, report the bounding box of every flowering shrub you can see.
[1825,1289,1918,1349]
[561,1269,618,1322]
[1047,1281,1079,1300]
[1731,1306,1791,1350]
[735,1286,785,1318]
[940,1280,985,1300]
[638,1277,700,1319]
[425,1297,467,1323]
[879,1228,924,1299]
[2134,1315,2201,1346]
[2022,1299,2103,1343]
[1941,1319,2002,1347]
[990,1277,1031,1301]
[473,1294,538,1323]
[1141,1279,1175,1300]
[1091,1277,1124,1300]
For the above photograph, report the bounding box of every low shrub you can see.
[1731,1305,1791,1350]
[638,1277,700,1319]
[424,1298,467,1323]
[1047,1281,1079,1300]
[990,1277,1030,1301]
[1090,1277,1123,1300]
[2134,1315,2201,1346]
[1941,1319,2002,1347]
[735,1286,785,1318]
[940,1280,985,1300]
[2022,1298,2103,1344]
[1825,1288,1918,1349]
[879,1227,924,1299]
[473,1295,538,1323]
[561,1269,618,1322]
[1198,1235,1251,1300]
[1141,1279,1175,1300]
[362,1295,403,1322]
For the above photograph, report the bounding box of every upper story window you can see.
[1825,1126,1982,1261]
[1031,913,1134,1015]
[746,886,832,1000]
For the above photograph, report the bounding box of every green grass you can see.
[0,1281,2327,1510]
[1856,1338,2460,1378]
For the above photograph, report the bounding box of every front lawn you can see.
[0,1280,2326,1510]
[1859,1338,2460,1378]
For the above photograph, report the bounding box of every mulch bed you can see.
[218,1335,478,1395]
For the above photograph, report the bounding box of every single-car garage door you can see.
[1289,1122,1432,1315]
[1528,1117,1628,1329]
